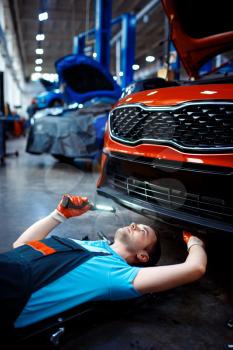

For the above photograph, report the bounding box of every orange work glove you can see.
[183,230,192,244]
[52,194,91,222]
[183,230,205,252]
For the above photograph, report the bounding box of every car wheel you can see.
[52,154,74,163]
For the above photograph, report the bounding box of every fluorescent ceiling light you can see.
[31,73,58,82]
[38,12,48,21]
[31,73,41,81]
[36,33,45,41]
[35,58,43,64]
[145,55,155,62]
[119,71,124,77]
[41,73,58,82]
[35,66,42,72]
[93,52,97,58]
[36,48,44,54]
[132,64,140,71]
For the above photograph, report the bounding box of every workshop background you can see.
[0,0,233,349]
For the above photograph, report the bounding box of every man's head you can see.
[114,223,161,267]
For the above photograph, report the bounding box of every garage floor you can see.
[1,138,233,350]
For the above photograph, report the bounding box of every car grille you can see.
[109,102,233,151]
[107,174,233,224]
[103,154,233,226]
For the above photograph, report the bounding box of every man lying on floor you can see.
[0,194,207,334]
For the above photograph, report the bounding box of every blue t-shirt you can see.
[14,239,141,328]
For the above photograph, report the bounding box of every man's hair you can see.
[136,228,161,268]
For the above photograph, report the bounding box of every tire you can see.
[52,154,74,163]
[48,99,63,108]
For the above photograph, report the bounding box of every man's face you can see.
[114,223,157,253]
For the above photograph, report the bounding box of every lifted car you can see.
[97,0,233,234]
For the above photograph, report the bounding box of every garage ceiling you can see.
[9,0,167,80]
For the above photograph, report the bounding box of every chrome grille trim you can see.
[107,175,233,222]
[109,101,233,152]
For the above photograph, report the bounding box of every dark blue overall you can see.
[0,236,109,332]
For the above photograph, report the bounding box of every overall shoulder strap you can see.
[24,235,88,257]
[0,237,112,327]
[20,236,111,292]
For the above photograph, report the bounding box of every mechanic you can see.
[0,194,207,333]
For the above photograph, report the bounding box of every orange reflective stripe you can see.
[26,240,56,255]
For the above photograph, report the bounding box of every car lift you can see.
[73,0,136,89]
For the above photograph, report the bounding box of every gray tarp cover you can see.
[26,104,110,158]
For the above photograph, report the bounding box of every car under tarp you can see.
[26,102,112,160]
[26,54,121,160]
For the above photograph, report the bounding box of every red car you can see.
[97,0,233,234]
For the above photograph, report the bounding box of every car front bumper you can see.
[97,152,233,234]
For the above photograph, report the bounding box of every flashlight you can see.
[61,196,116,213]
[92,204,116,213]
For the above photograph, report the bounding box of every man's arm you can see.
[13,214,61,248]
[133,236,207,293]
[13,194,90,248]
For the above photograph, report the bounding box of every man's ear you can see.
[136,250,149,263]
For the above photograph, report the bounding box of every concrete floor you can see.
[1,137,233,349]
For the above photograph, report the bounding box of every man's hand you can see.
[183,231,205,251]
[13,195,91,248]
[56,194,91,219]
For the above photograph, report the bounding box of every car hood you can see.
[116,84,233,108]
[162,0,233,78]
[55,54,121,103]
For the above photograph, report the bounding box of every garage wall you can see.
[0,0,28,116]
[0,0,6,114]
